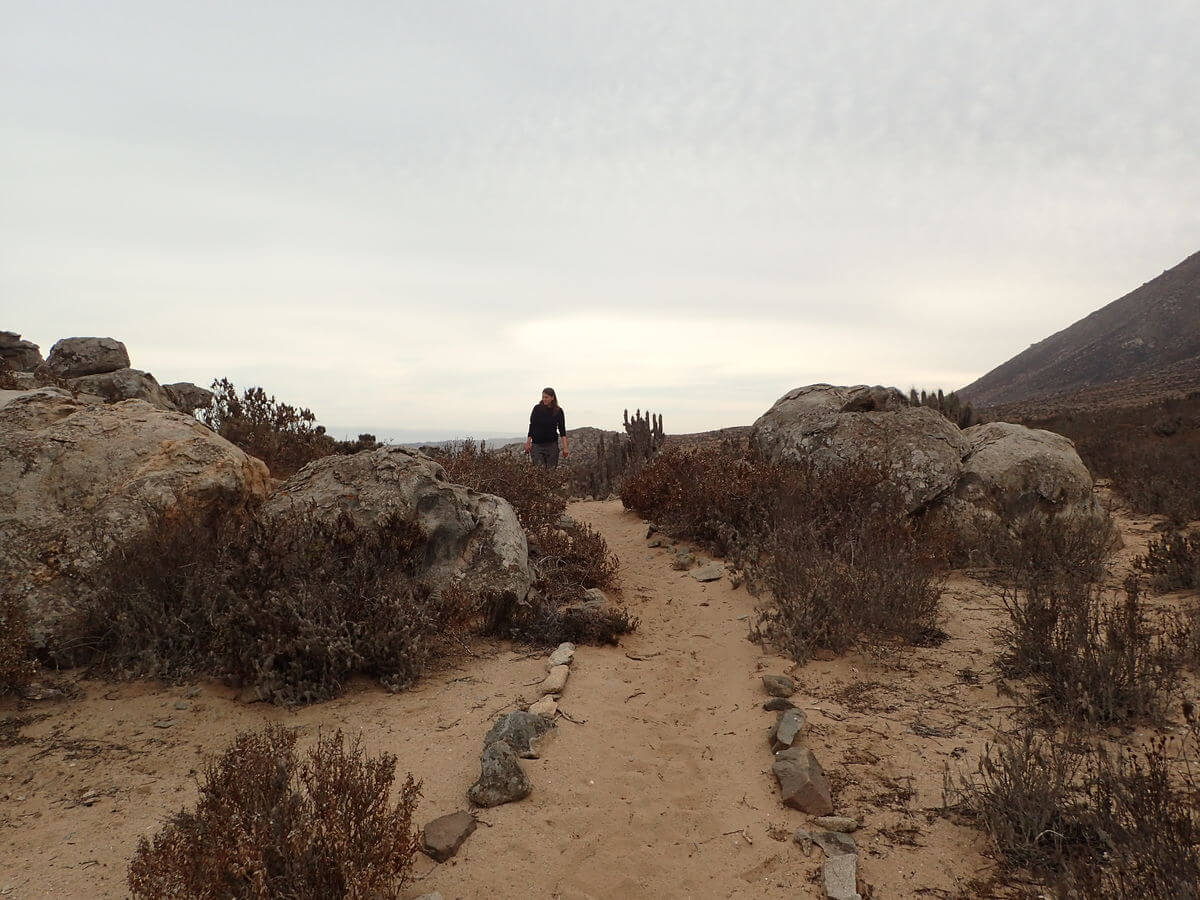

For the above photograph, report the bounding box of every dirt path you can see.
[2,500,1016,898]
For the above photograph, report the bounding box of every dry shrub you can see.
[948,722,1200,897]
[510,601,639,646]
[69,509,466,704]
[982,509,1116,591]
[202,378,335,478]
[1137,529,1200,592]
[129,724,420,899]
[430,440,567,533]
[0,590,35,695]
[997,575,1184,725]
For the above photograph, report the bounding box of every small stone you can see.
[814,831,858,857]
[548,642,576,667]
[646,524,657,537]
[414,892,445,900]
[483,710,556,759]
[647,536,666,548]
[152,719,175,729]
[528,696,558,718]
[422,811,477,862]
[671,550,694,570]
[793,828,814,855]
[184,688,201,699]
[540,664,570,695]
[689,562,724,582]
[762,674,796,698]
[823,851,861,900]
[772,747,833,815]
[763,698,796,712]
[812,816,859,833]
[173,701,192,711]
[770,708,807,752]
[467,741,532,808]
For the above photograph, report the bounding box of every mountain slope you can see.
[960,249,1200,408]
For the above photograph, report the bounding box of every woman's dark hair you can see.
[541,387,558,409]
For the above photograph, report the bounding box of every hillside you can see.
[960,249,1200,409]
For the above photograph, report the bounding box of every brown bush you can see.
[997,575,1184,725]
[948,722,1200,897]
[0,590,34,696]
[69,509,467,704]
[128,724,421,899]
[430,440,567,533]
[1136,529,1200,592]
[980,508,1115,592]
[201,378,335,478]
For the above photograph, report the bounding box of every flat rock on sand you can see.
[422,811,477,862]
[483,710,556,759]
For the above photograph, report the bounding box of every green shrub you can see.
[128,725,421,899]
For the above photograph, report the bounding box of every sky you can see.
[3,1,1199,440]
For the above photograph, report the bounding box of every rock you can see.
[467,741,532,807]
[540,664,570,696]
[671,549,694,570]
[750,384,968,513]
[163,382,215,413]
[262,447,531,623]
[812,816,860,833]
[483,710,556,759]
[793,828,814,855]
[421,811,477,862]
[0,332,42,371]
[153,719,175,729]
[762,674,796,697]
[582,588,608,609]
[772,747,833,814]
[69,368,179,411]
[934,421,1109,547]
[813,831,858,856]
[763,697,796,712]
[647,536,666,548]
[0,391,271,647]
[770,708,807,751]
[173,700,192,711]
[44,337,130,378]
[527,696,558,718]
[689,562,724,582]
[414,893,445,900]
[548,642,576,667]
[823,852,861,900]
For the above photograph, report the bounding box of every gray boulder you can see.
[750,384,968,513]
[44,337,130,378]
[69,367,179,411]
[0,390,271,646]
[935,422,1107,541]
[262,447,531,617]
[467,741,532,807]
[163,381,215,413]
[0,332,42,371]
[483,710,557,759]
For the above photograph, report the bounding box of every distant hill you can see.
[960,249,1200,411]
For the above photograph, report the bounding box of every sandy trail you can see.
[1,498,1055,898]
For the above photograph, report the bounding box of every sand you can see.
[0,496,1184,898]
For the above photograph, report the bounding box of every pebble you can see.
[548,642,576,668]
[528,696,558,718]
[763,698,796,712]
[812,815,860,833]
[762,674,796,697]
[152,719,175,729]
[173,701,192,711]
[689,562,724,582]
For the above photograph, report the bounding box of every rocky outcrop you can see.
[69,367,178,411]
[0,332,42,371]
[44,337,130,378]
[0,390,271,645]
[163,381,214,413]
[262,446,531,609]
[751,384,968,513]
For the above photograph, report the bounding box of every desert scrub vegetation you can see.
[622,446,949,661]
[0,589,34,695]
[946,721,1200,897]
[128,724,421,899]
[1137,528,1200,592]
[202,377,336,478]
[68,509,468,704]
[431,441,635,646]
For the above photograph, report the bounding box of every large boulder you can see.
[69,367,179,412]
[262,446,531,611]
[163,381,215,414]
[0,332,42,371]
[0,389,271,645]
[934,421,1106,539]
[44,337,130,378]
[750,384,967,513]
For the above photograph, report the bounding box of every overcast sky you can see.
[3,1,1199,439]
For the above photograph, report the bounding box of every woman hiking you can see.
[525,387,569,469]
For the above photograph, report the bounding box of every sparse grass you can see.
[128,724,421,899]
[68,509,468,704]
